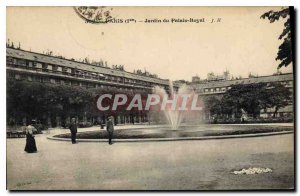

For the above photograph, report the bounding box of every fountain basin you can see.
[51,124,293,141]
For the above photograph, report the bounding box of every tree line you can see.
[203,82,292,120]
[7,80,150,126]
[7,80,292,126]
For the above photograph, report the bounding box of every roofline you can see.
[230,72,293,81]
[6,47,170,82]
[193,72,293,85]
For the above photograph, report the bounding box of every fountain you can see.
[152,81,195,130]
[52,81,293,140]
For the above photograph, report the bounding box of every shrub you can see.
[34,123,48,134]
[78,121,93,128]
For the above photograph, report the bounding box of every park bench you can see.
[6,126,26,138]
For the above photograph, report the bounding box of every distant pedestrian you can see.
[106,116,114,145]
[24,120,37,153]
[100,118,105,129]
[69,118,77,144]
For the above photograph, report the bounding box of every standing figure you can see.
[100,117,105,129]
[106,116,114,145]
[24,120,37,153]
[69,118,77,144]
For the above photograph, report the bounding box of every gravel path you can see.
[7,124,294,190]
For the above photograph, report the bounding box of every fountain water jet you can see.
[152,81,195,130]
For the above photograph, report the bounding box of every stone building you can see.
[6,47,175,91]
[191,73,294,119]
[6,47,179,126]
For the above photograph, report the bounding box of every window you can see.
[6,57,14,64]
[84,72,90,78]
[91,73,97,79]
[76,70,83,77]
[36,63,43,69]
[15,74,21,80]
[42,64,48,72]
[52,65,58,72]
[50,78,56,84]
[17,59,26,66]
[27,61,33,68]
[62,67,72,75]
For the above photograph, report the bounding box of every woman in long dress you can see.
[24,121,37,153]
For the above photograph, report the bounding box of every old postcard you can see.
[6,6,294,190]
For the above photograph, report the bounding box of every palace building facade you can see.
[6,48,175,92]
[191,73,293,96]
[191,72,294,119]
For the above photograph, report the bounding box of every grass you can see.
[53,125,294,139]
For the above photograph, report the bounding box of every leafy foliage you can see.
[203,82,292,118]
[203,96,222,117]
[261,7,292,68]
[7,80,150,125]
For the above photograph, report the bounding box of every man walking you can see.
[69,118,77,144]
[106,116,114,145]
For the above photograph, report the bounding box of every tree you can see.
[222,83,269,118]
[203,96,222,118]
[261,7,292,68]
[265,82,292,117]
[220,82,292,119]
[6,80,95,126]
[221,93,239,118]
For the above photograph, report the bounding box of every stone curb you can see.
[47,130,293,143]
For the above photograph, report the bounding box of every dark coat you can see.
[69,123,77,133]
[24,134,37,153]
[24,125,37,153]
[106,121,114,133]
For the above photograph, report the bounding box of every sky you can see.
[6,6,293,81]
